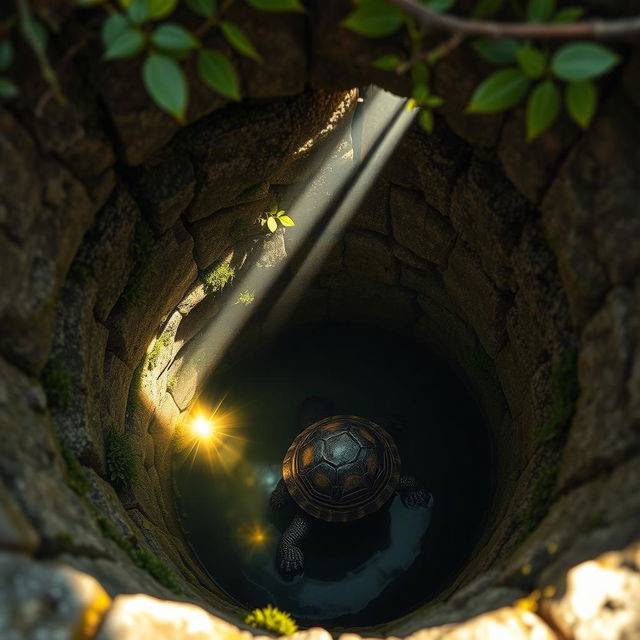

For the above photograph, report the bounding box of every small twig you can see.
[386,0,640,40]
[426,31,464,64]
[194,0,236,39]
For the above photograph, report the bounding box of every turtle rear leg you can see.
[270,478,294,511]
[399,474,433,509]
[277,511,312,577]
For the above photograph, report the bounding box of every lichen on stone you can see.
[245,605,298,636]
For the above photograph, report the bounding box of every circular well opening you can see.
[174,322,492,629]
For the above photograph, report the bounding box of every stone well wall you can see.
[1,0,640,637]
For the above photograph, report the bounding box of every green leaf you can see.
[104,27,145,59]
[342,1,404,37]
[186,0,216,16]
[472,0,504,18]
[148,0,178,19]
[267,216,278,232]
[425,94,444,108]
[551,42,620,82]
[142,53,188,121]
[0,76,18,98]
[128,0,149,24]
[220,22,261,61]
[423,0,455,11]
[527,0,555,22]
[21,14,48,50]
[566,79,597,129]
[279,215,295,227]
[467,67,530,113]
[245,0,304,11]
[552,6,584,23]
[412,83,428,103]
[516,45,547,79]
[0,41,13,72]
[526,80,560,140]
[472,38,518,65]
[373,54,401,70]
[77,0,104,5]
[418,109,434,133]
[102,13,130,48]
[197,49,240,100]
[411,61,430,85]
[151,24,199,52]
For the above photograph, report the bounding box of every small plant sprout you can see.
[244,605,298,636]
[260,202,295,233]
[236,290,255,305]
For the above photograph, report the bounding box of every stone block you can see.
[0,482,40,554]
[0,553,111,640]
[76,184,140,323]
[131,148,195,234]
[0,109,96,372]
[107,222,197,369]
[96,594,266,640]
[50,278,109,472]
[344,231,396,285]
[558,286,637,489]
[351,178,391,235]
[443,241,510,357]
[390,185,455,267]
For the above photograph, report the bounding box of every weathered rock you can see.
[542,95,640,327]
[0,553,111,640]
[558,286,637,489]
[107,222,197,369]
[75,184,140,323]
[96,594,263,640]
[131,148,195,234]
[344,231,396,285]
[0,483,40,554]
[443,241,510,357]
[102,351,133,432]
[542,545,640,640]
[0,109,96,371]
[390,185,455,267]
[49,278,109,471]
[405,607,556,640]
[352,178,391,235]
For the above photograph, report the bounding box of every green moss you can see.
[106,429,137,488]
[519,462,559,533]
[42,357,72,409]
[60,445,90,496]
[244,606,298,636]
[147,332,172,370]
[55,532,74,551]
[95,515,181,594]
[539,351,578,443]
[202,261,235,293]
[167,374,177,394]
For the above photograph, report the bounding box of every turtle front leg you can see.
[399,474,433,509]
[277,511,312,577]
[270,478,294,511]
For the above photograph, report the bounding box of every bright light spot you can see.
[192,416,215,440]
[177,401,245,473]
[237,523,271,552]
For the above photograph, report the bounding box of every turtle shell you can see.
[282,415,401,522]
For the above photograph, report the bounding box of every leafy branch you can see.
[344,0,627,140]
[260,201,294,233]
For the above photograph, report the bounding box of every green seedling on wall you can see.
[260,202,294,233]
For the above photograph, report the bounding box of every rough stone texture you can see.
[0,552,111,640]
[344,231,397,285]
[50,278,109,471]
[96,594,268,640]
[542,95,640,327]
[542,545,640,640]
[0,483,40,554]
[443,240,511,357]
[558,286,638,489]
[107,223,198,369]
[0,108,97,372]
[75,185,140,323]
[390,186,455,267]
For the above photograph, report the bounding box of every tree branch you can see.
[385,0,640,40]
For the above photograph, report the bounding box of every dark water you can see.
[174,324,492,628]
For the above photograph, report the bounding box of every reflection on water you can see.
[174,325,491,628]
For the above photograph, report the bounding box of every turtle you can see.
[269,398,433,577]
